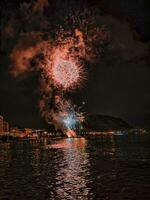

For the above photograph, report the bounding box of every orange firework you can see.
[51,56,84,90]
[8,4,109,136]
[42,29,86,91]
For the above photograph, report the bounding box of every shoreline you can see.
[0,130,149,142]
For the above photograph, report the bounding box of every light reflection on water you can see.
[0,134,150,200]
[47,138,92,199]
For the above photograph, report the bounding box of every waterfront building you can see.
[0,115,10,135]
[0,116,4,134]
[24,128,33,137]
[3,121,9,132]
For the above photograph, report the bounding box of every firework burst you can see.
[51,56,84,90]
[50,97,84,137]
[40,28,87,91]
[8,3,109,137]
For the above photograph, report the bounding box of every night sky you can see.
[1,0,150,128]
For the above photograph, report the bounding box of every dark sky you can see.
[0,0,150,128]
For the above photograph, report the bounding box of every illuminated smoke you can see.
[6,2,109,136]
[33,0,49,13]
[10,32,50,77]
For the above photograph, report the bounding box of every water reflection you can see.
[0,135,150,200]
[47,137,87,149]
[47,138,93,200]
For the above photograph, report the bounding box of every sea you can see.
[0,133,150,200]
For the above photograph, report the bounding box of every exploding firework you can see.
[50,97,84,137]
[7,2,109,137]
[41,29,86,91]
[63,113,78,129]
[51,58,82,90]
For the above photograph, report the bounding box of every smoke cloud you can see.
[1,0,109,135]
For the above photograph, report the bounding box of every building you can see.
[0,115,10,135]
[24,128,33,137]
[0,116,4,134]
[3,121,9,132]
[10,127,24,138]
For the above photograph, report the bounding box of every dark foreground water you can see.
[0,134,150,200]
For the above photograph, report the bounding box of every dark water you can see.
[0,134,150,200]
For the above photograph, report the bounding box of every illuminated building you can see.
[3,121,9,132]
[0,115,9,134]
[0,116,4,134]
